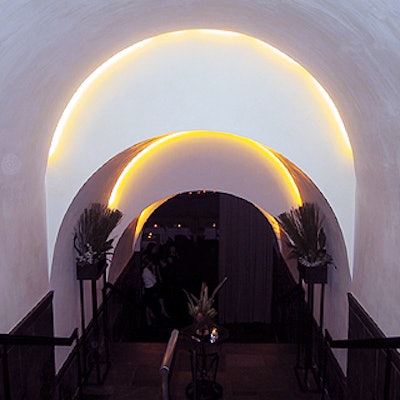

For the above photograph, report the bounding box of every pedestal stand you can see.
[78,262,111,385]
[294,263,326,392]
[182,322,228,400]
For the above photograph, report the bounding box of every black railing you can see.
[0,328,81,400]
[322,330,400,400]
[273,283,305,343]
[325,330,400,349]
[277,283,304,303]
[105,282,136,307]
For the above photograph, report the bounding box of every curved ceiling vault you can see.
[52,129,348,286]
[46,29,355,277]
[108,129,301,242]
[105,130,348,276]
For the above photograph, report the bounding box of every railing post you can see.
[79,279,87,380]
[74,329,83,400]
[2,343,11,400]
[324,330,400,400]
[102,272,110,369]
[384,349,392,400]
[0,329,79,400]
[191,349,198,400]
[321,330,329,400]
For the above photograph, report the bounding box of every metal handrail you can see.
[1,328,81,400]
[0,331,77,346]
[322,329,400,400]
[105,282,136,307]
[325,329,400,349]
[160,329,179,400]
[277,283,304,303]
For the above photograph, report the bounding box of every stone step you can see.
[81,342,321,400]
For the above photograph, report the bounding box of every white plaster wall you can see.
[52,135,350,370]
[51,134,299,334]
[1,0,400,367]
[283,156,351,367]
[45,29,355,279]
[111,132,300,232]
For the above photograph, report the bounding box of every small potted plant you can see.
[276,202,332,284]
[74,203,122,280]
[183,277,228,335]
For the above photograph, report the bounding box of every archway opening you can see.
[111,190,297,344]
[51,131,350,370]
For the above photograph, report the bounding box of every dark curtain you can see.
[218,194,275,323]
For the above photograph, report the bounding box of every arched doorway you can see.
[45,28,355,370]
[51,131,350,368]
[115,191,294,343]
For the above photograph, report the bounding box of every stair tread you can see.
[81,342,320,400]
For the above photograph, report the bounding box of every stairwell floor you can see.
[82,341,323,400]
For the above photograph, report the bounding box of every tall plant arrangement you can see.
[183,277,228,320]
[276,202,332,267]
[74,203,123,265]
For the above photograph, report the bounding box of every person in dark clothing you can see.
[141,255,169,325]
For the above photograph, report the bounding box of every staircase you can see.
[82,341,322,400]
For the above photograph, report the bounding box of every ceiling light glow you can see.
[108,131,302,209]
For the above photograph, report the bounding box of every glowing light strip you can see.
[255,208,280,234]
[108,131,189,207]
[257,143,302,206]
[199,29,241,38]
[311,77,353,155]
[134,197,171,243]
[48,37,154,159]
[253,36,352,156]
[108,131,302,208]
[48,29,353,161]
[253,37,299,67]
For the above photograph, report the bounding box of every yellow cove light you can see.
[108,131,302,209]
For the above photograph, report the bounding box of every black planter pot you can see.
[76,258,107,280]
[298,261,328,284]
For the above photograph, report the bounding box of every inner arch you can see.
[108,130,302,209]
[51,132,350,369]
[45,28,355,275]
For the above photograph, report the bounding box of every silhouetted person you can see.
[141,256,169,325]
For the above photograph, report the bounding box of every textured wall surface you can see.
[1,1,400,371]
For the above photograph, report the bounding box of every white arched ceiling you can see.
[2,0,400,367]
[108,131,302,243]
[103,131,350,299]
[46,29,355,278]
